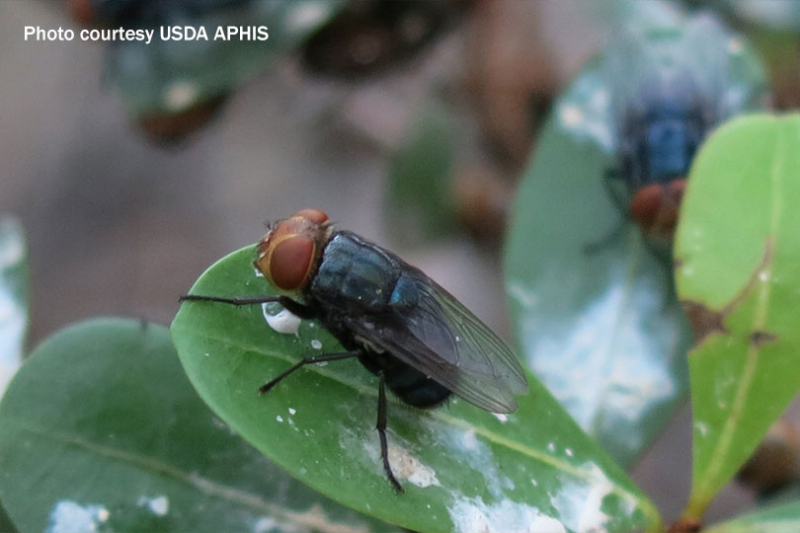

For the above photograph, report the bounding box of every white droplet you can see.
[310,339,322,350]
[147,496,169,517]
[262,305,301,335]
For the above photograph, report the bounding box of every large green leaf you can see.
[172,246,661,533]
[504,8,767,469]
[676,115,800,517]
[705,500,800,533]
[111,1,347,116]
[0,318,395,533]
[0,216,27,397]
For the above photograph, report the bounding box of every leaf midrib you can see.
[693,121,784,506]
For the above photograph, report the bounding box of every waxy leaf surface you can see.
[0,318,394,533]
[676,115,800,517]
[171,246,661,533]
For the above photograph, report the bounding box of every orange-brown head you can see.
[254,209,333,295]
[629,179,686,241]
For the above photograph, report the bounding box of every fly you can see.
[180,208,528,492]
[570,14,768,251]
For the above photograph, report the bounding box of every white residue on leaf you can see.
[433,423,513,497]
[492,413,508,423]
[137,495,169,516]
[448,496,565,533]
[386,445,440,488]
[551,463,635,533]
[310,339,323,350]
[289,407,297,416]
[341,428,440,488]
[461,428,478,450]
[253,267,264,278]
[694,421,709,437]
[522,267,680,454]
[276,415,284,423]
[252,503,370,533]
[262,304,301,335]
[49,501,110,533]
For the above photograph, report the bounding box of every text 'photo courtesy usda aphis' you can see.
[180,208,529,492]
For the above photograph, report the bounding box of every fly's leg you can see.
[179,294,316,319]
[258,351,360,393]
[584,168,630,254]
[377,372,404,494]
[179,294,283,306]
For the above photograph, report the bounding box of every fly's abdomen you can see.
[310,231,401,312]
[358,352,452,408]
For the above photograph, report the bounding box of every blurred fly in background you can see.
[561,12,769,253]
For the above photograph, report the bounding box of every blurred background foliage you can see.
[5,0,800,530]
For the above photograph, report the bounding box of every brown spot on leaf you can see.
[682,300,727,344]
[749,330,778,347]
[680,237,775,347]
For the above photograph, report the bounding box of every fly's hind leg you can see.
[377,372,404,494]
[584,168,630,254]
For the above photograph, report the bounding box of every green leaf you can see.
[111,1,347,116]
[0,318,395,533]
[172,246,661,533]
[504,115,690,470]
[505,8,767,470]
[705,500,800,533]
[384,101,459,247]
[676,115,800,517]
[0,216,27,397]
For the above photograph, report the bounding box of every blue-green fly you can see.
[181,208,528,492]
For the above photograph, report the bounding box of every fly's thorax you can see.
[254,209,334,296]
[308,231,403,312]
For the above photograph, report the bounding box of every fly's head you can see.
[254,208,334,296]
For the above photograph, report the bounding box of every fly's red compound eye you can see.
[630,184,664,232]
[630,179,687,238]
[267,236,315,291]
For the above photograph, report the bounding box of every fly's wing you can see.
[343,269,528,413]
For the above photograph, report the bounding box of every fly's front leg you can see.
[377,372,404,494]
[259,351,360,393]
[179,293,316,318]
